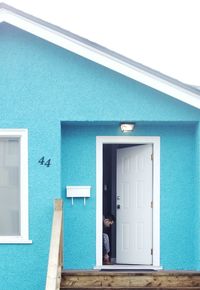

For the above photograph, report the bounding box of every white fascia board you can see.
[1,9,200,109]
[0,8,6,21]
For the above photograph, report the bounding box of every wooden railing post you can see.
[45,199,63,290]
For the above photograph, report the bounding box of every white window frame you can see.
[0,129,32,244]
[95,136,160,269]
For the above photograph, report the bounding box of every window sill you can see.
[0,237,32,244]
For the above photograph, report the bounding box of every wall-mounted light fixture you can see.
[120,123,135,132]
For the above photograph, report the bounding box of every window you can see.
[0,129,31,243]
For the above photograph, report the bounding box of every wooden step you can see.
[61,288,200,290]
[61,270,200,289]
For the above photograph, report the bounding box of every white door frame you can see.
[96,136,160,269]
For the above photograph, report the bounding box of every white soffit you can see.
[0,3,200,109]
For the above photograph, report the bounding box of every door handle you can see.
[117,204,120,209]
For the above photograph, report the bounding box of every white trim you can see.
[96,136,160,269]
[0,5,200,109]
[95,265,162,271]
[0,237,32,244]
[0,129,30,244]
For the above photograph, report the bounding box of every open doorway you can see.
[96,136,160,270]
[103,144,117,264]
[103,143,153,265]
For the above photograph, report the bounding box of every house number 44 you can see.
[38,156,51,167]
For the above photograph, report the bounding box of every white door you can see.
[116,144,153,265]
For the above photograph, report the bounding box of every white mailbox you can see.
[66,186,91,205]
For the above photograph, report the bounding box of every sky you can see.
[3,0,200,86]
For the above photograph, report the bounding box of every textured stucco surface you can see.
[195,123,200,268]
[0,23,200,289]
[61,123,197,270]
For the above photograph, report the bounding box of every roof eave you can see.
[0,3,200,109]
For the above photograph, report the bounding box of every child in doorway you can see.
[103,215,115,264]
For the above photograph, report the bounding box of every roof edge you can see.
[0,2,200,109]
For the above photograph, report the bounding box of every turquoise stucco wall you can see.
[0,23,200,289]
[61,123,197,270]
[195,123,200,268]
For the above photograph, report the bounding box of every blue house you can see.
[0,3,200,290]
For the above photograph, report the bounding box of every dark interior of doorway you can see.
[103,144,117,262]
[103,143,138,263]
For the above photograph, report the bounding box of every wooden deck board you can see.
[60,288,200,290]
[62,270,200,276]
[61,270,200,289]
